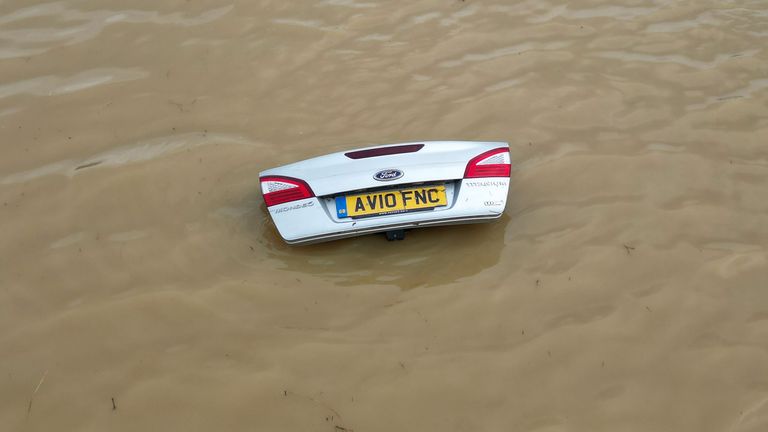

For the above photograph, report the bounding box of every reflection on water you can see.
[262,214,510,289]
[1,0,768,431]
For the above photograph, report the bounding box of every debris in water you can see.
[75,160,103,171]
[26,370,48,418]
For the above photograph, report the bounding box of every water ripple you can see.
[439,41,572,68]
[687,78,768,110]
[594,49,760,70]
[1,132,256,185]
[528,4,658,23]
[0,3,233,59]
[645,11,723,33]
[318,0,377,9]
[0,68,148,99]
[271,18,339,32]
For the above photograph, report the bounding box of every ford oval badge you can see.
[373,169,403,182]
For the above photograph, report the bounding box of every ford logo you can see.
[373,169,403,182]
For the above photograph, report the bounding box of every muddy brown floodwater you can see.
[1,0,767,431]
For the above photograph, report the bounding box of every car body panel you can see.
[259,141,510,244]
[260,141,505,197]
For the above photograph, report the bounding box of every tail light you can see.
[464,147,511,178]
[260,176,314,206]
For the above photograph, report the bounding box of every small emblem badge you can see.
[373,169,404,181]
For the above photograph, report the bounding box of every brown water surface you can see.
[1,1,768,431]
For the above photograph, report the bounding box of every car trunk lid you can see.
[259,141,508,197]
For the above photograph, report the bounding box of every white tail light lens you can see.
[464,147,511,178]
[260,176,314,206]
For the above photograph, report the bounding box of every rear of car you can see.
[259,141,511,245]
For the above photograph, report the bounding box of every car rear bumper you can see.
[266,177,509,245]
[281,214,501,245]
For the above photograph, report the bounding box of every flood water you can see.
[2,1,767,431]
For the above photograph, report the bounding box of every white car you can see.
[259,141,511,244]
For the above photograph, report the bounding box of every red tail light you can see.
[260,176,315,206]
[464,147,511,178]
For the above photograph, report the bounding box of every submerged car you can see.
[259,141,511,244]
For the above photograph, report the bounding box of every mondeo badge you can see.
[373,169,404,181]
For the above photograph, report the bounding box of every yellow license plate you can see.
[336,185,447,218]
